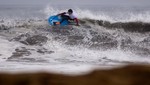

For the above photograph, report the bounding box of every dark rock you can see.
[21,35,48,45]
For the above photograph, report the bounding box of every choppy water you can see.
[0,5,150,74]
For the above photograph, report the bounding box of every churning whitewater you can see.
[0,5,150,74]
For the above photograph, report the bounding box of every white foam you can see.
[43,39,150,66]
[0,37,21,61]
[0,29,149,73]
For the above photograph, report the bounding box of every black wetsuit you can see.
[60,15,72,24]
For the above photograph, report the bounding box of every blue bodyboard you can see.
[48,15,69,26]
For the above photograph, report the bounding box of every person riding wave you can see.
[57,9,79,26]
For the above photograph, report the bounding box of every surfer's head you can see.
[68,9,73,15]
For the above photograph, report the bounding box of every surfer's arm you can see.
[57,12,66,16]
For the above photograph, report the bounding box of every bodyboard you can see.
[48,15,69,26]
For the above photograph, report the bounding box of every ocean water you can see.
[0,4,150,74]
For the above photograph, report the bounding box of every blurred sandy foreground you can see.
[0,65,150,85]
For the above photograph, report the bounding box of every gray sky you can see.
[0,0,150,6]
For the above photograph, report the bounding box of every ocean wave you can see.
[0,18,150,65]
[45,6,150,23]
[0,18,150,32]
[0,5,150,32]
[0,5,150,72]
[80,18,150,32]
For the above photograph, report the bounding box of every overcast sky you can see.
[0,0,150,6]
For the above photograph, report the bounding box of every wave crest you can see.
[0,18,150,32]
[80,18,150,32]
[44,6,150,23]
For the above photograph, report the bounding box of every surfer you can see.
[57,9,79,26]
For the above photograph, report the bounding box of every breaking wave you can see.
[0,5,150,72]
[0,5,150,32]
[45,6,150,23]
[0,18,150,32]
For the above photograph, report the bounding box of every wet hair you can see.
[68,9,73,13]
